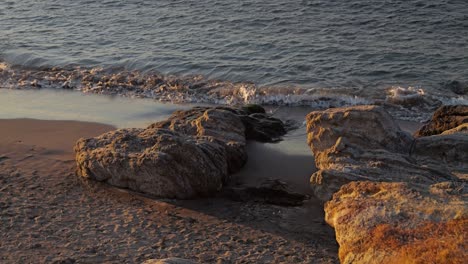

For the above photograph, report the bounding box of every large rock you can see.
[414,105,468,137]
[325,181,467,264]
[306,105,455,201]
[412,133,468,172]
[306,105,467,263]
[75,106,286,198]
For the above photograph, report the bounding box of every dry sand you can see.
[0,118,338,263]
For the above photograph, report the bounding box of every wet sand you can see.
[0,118,338,263]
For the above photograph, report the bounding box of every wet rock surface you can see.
[75,106,286,198]
[306,105,467,263]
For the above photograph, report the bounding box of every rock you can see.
[142,258,195,264]
[309,149,455,201]
[306,105,456,201]
[445,80,468,95]
[241,104,266,114]
[325,181,467,264]
[240,113,286,142]
[306,105,467,263]
[75,129,232,199]
[223,179,307,206]
[441,123,468,135]
[0,155,9,162]
[414,105,468,137]
[150,107,248,173]
[412,133,468,172]
[151,106,286,143]
[75,107,286,198]
[306,105,413,156]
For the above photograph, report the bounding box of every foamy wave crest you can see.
[0,62,370,108]
[1,62,466,121]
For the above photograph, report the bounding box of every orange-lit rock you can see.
[325,181,467,264]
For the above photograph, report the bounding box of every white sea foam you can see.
[0,62,466,122]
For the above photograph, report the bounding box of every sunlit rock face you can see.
[414,105,468,137]
[305,105,456,201]
[306,105,467,264]
[75,106,285,198]
[325,181,467,264]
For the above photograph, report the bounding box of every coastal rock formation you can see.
[307,105,467,263]
[306,105,456,201]
[325,181,467,264]
[414,105,468,137]
[75,106,286,198]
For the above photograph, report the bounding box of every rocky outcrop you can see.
[414,105,468,137]
[325,181,467,264]
[75,106,285,199]
[306,105,467,263]
[306,105,456,201]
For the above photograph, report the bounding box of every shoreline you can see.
[0,118,339,263]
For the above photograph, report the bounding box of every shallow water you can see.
[0,89,189,128]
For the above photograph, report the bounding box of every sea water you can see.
[1,0,467,121]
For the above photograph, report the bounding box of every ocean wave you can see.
[0,62,466,122]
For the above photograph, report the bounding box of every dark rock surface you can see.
[445,80,468,95]
[222,179,308,206]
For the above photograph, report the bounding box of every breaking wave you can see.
[1,62,466,122]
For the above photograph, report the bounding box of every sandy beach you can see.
[0,118,338,263]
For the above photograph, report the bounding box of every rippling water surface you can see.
[1,0,467,118]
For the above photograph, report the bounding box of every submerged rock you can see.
[445,80,468,95]
[414,105,468,137]
[75,106,286,198]
[325,181,467,264]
